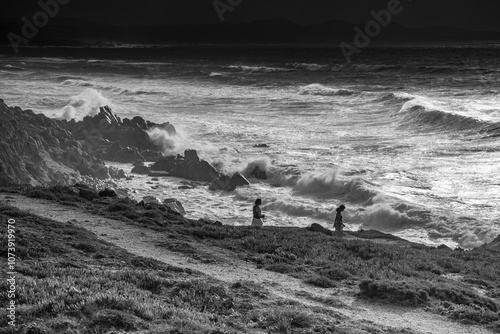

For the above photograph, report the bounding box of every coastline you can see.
[0,98,499,333]
[1,188,499,334]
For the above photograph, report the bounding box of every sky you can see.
[1,0,500,31]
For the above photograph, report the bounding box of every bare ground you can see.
[1,193,494,334]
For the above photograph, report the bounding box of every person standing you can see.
[252,198,265,228]
[334,204,346,237]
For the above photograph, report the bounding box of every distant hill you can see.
[1,17,500,49]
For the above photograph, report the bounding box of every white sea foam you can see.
[299,84,357,97]
[61,89,112,120]
[147,126,218,156]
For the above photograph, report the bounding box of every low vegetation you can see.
[1,185,499,333]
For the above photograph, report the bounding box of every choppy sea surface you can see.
[1,43,499,248]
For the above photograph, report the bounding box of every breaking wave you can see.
[299,84,357,97]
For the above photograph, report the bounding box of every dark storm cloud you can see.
[1,0,499,31]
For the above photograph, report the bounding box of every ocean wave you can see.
[61,79,96,87]
[3,64,26,70]
[227,65,294,73]
[292,170,379,203]
[119,89,163,96]
[299,84,357,97]
[53,75,90,83]
[61,88,112,120]
[376,92,417,104]
[396,98,498,132]
[286,62,330,71]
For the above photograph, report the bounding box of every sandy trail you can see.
[2,193,494,334]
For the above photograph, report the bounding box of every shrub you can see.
[304,275,336,288]
[107,203,132,212]
[26,189,56,200]
[320,267,353,281]
[88,309,146,332]
[266,263,294,274]
[359,280,430,306]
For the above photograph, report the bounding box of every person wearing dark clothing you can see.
[334,204,346,237]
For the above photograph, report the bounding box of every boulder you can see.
[485,235,500,252]
[250,166,267,180]
[99,188,118,198]
[143,196,161,205]
[253,144,270,148]
[306,223,333,236]
[163,198,186,216]
[140,149,165,162]
[185,149,200,163]
[78,188,100,201]
[131,165,151,175]
[209,174,231,191]
[113,147,144,163]
[150,150,220,182]
[227,172,250,191]
[109,167,127,179]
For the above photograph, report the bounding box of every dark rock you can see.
[133,160,145,167]
[0,101,108,185]
[306,223,333,236]
[131,116,148,129]
[109,167,127,179]
[227,172,250,191]
[163,198,186,216]
[113,147,144,163]
[185,149,200,163]
[78,188,100,201]
[254,143,270,148]
[131,165,150,175]
[151,150,220,182]
[140,149,165,162]
[99,188,118,198]
[209,174,231,191]
[485,235,500,252]
[94,165,111,179]
[250,166,267,180]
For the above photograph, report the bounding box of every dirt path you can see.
[2,194,494,334]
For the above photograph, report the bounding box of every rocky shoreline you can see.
[0,99,256,191]
[0,99,498,251]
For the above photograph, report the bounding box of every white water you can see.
[1,48,499,248]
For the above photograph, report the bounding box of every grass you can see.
[1,185,499,333]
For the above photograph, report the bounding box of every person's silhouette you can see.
[334,204,346,237]
[252,198,265,228]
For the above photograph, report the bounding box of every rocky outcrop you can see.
[150,149,250,191]
[0,100,118,186]
[163,198,186,216]
[60,105,173,163]
[306,223,333,236]
[209,172,250,191]
[131,161,150,175]
[485,235,500,252]
[151,150,222,182]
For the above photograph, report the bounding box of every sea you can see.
[1,42,499,248]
